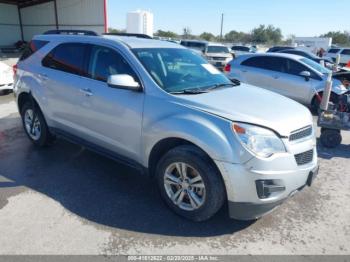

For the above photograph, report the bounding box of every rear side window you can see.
[328,48,340,54]
[241,56,286,72]
[42,43,86,75]
[341,49,350,55]
[19,40,49,61]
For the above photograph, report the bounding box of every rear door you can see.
[41,42,88,135]
[239,56,288,96]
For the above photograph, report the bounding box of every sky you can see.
[107,0,350,38]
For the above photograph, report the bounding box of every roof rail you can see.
[44,30,98,36]
[103,33,152,39]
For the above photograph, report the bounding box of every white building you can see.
[126,10,153,37]
[292,37,333,53]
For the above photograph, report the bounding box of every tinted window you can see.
[232,46,250,52]
[241,56,286,72]
[87,45,137,82]
[42,43,86,75]
[19,40,49,61]
[285,59,308,75]
[341,49,350,55]
[328,48,340,53]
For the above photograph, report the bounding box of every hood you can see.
[176,84,313,137]
[206,52,232,58]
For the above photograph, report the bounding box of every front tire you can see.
[155,145,226,221]
[21,101,53,146]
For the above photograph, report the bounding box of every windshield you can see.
[207,46,230,53]
[300,58,330,75]
[133,48,232,93]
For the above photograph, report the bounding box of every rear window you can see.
[232,46,250,52]
[328,48,340,54]
[42,43,87,75]
[19,40,49,61]
[341,49,350,55]
[241,56,286,72]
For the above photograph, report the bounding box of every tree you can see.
[321,31,350,46]
[224,30,251,43]
[155,30,178,38]
[251,24,282,44]
[183,27,194,39]
[108,27,125,33]
[199,32,216,41]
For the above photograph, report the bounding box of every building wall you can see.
[0,0,106,46]
[0,3,21,46]
[20,1,56,41]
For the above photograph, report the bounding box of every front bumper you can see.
[0,83,13,91]
[215,142,318,220]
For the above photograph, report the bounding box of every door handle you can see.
[38,73,48,81]
[272,75,279,79]
[79,88,93,97]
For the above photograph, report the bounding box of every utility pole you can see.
[220,13,224,41]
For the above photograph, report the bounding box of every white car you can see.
[231,45,256,57]
[0,61,13,95]
[204,43,233,70]
[324,48,350,66]
[225,53,349,111]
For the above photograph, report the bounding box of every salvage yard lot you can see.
[0,93,349,255]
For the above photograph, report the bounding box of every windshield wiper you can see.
[169,88,209,95]
[204,81,240,91]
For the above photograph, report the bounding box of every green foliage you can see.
[251,25,282,44]
[320,31,350,46]
[224,30,251,43]
[108,28,125,33]
[199,32,216,41]
[155,30,178,38]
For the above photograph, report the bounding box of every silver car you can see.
[204,43,233,70]
[225,53,349,110]
[14,32,318,222]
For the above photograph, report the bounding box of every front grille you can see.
[289,125,313,141]
[294,150,314,166]
[212,57,226,61]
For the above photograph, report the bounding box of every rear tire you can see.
[20,101,54,147]
[155,145,226,222]
[320,128,342,148]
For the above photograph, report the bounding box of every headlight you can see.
[232,123,286,158]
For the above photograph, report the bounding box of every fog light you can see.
[256,180,286,199]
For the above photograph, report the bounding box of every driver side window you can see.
[87,45,137,82]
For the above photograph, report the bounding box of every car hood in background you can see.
[177,84,312,137]
[206,52,232,58]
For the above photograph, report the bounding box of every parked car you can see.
[267,46,295,53]
[0,61,14,95]
[225,53,349,111]
[278,49,334,67]
[14,32,318,222]
[231,45,256,57]
[180,40,207,54]
[324,48,350,66]
[204,43,233,70]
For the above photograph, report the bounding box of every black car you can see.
[278,49,333,64]
[266,46,295,53]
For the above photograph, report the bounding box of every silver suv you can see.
[14,31,318,222]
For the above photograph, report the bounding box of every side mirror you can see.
[299,71,311,81]
[107,74,141,91]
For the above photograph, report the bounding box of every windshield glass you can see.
[207,46,230,53]
[300,58,330,74]
[133,48,232,93]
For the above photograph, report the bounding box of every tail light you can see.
[13,64,18,77]
[224,63,231,73]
